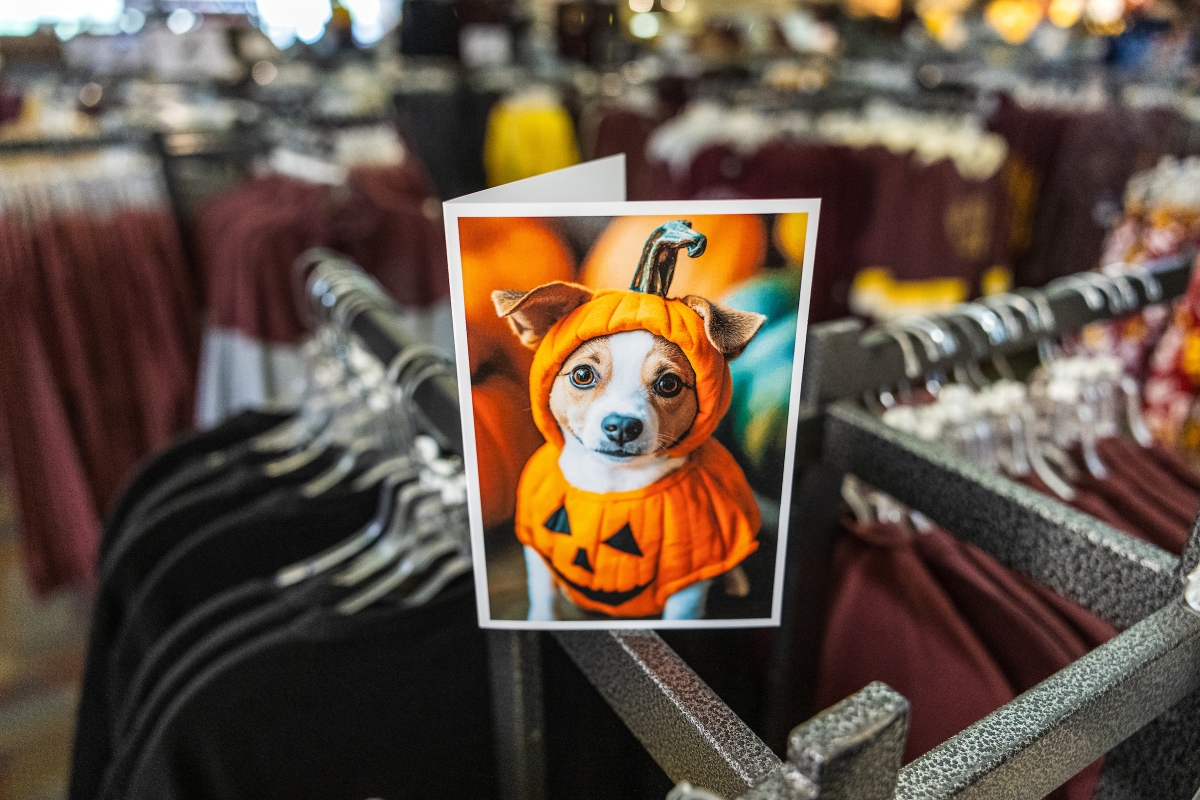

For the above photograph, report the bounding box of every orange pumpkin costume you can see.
[514,286,762,617]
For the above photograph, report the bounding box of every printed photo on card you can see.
[444,158,819,629]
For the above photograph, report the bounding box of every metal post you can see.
[1093,517,1200,800]
[785,682,908,800]
[554,629,781,799]
[487,630,548,800]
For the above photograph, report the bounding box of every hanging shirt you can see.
[483,95,581,187]
[70,442,339,800]
[816,519,1015,763]
[109,584,496,800]
[102,410,294,558]
[107,484,380,720]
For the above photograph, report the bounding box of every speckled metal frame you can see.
[823,401,1177,628]
[553,629,782,799]
[297,252,1200,800]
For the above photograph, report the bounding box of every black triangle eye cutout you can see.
[602,524,642,557]
[544,506,571,535]
[572,548,594,573]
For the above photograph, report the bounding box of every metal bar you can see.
[762,464,843,751]
[823,402,1179,628]
[803,253,1193,407]
[1093,514,1200,799]
[302,253,465,457]
[0,130,148,155]
[487,631,548,800]
[553,629,781,800]
[896,601,1200,799]
[785,682,908,800]
[347,305,464,456]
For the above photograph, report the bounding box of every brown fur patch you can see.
[641,338,698,451]
[549,337,612,444]
[680,296,766,358]
[492,282,594,349]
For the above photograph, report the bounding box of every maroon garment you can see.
[196,161,446,348]
[0,190,196,592]
[816,519,1015,763]
[854,146,914,277]
[111,209,199,448]
[592,107,675,202]
[198,175,332,344]
[917,529,1101,800]
[987,95,1074,283]
[733,141,874,322]
[1073,460,1188,555]
[1019,472,1144,540]
[0,216,101,590]
[1024,107,1189,285]
[857,148,1008,293]
[1144,442,1200,496]
[1012,573,1120,650]
[337,164,448,309]
[1096,437,1200,527]
[915,527,1083,690]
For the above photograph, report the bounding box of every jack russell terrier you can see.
[492,220,766,620]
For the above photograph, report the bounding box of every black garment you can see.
[102,579,345,799]
[114,579,276,741]
[108,485,379,719]
[114,583,496,800]
[71,449,340,800]
[113,423,307,543]
[100,450,340,614]
[102,410,295,559]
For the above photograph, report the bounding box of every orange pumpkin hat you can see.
[498,220,765,617]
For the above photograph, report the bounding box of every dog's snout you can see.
[602,414,643,445]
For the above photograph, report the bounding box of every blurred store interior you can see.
[0,0,1199,798]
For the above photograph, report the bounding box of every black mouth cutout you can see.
[592,447,646,460]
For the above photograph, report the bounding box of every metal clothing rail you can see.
[294,248,1200,800]
[800,252,1193,410]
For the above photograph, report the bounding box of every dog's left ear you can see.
[681,296,767,359]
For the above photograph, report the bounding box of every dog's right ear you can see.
[492,282,594,349]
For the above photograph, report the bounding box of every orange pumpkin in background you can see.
[472,373,545,529]
[579,214,767,298]
[460,217,575,378]
[462,218,573,527]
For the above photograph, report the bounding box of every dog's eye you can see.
[570,365,596,388]
[655,373,683,398]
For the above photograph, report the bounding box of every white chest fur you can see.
[558,432,686,492]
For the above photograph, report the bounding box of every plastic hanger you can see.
[275,466,427,588]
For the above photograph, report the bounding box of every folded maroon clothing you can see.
[1097,437,1199,527]
[816,519,1014,763]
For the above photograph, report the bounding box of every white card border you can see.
[445,196,821,630]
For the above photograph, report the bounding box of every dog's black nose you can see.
[602,414,643,445]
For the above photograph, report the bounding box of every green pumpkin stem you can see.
[629,220,707,297]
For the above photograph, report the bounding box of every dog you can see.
[490,220,766,621]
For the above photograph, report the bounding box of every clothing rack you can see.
[296,247,1200,800]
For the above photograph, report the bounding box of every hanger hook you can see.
[1047,275,1105,312]
[886,327,922,380]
